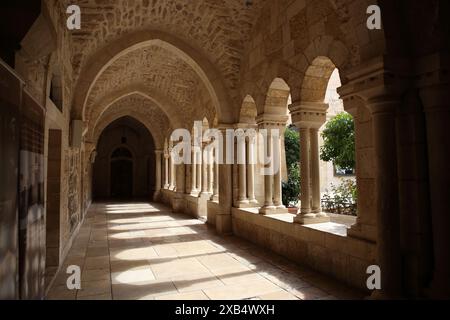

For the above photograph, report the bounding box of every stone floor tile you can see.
[152,243,179,258]
[213,267,267,285]
[170,272,224,292]
[289,286,330,300]
[111,266,156,284]
[203,279,280,300]
[150,257,211,279]
[46,285,77,300]
[86,246,109,257]
[155,291,210,300]
[112,280,177,300]
[82,268,111,282]
[78,279,111,298]
[196,253,244,271]
[46,202,363,301]
[259,290,300,300]
[110,246,158,261]
[84,256,110,270]
[77,293,112,300]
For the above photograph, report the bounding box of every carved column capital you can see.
[338,56,410,114]
[256,114,289,130]
[288,101,328,129]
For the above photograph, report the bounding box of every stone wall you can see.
[14,0,84,273]
[232,208,376,291]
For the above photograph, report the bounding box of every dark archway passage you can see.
[93,117,155,201]
[110,147,133,199]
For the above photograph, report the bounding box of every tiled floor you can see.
[46,202,364,300]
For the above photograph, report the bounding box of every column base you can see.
[200,192,212,200]
[275,204,288,211]
[294,212,330,224]
[347,221,377,242]
[259,205,288,215]
[210,194,219,202]
[190,190,200,197]
[236,199,256,208]
[240,199,259,208]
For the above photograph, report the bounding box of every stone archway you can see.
[90,93,172,150]
[71,30,235,124]
[88,87,182,134]
[92,116,156,200]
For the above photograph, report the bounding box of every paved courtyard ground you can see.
[46,202,364,300]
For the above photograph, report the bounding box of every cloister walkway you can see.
[46,202,363,300]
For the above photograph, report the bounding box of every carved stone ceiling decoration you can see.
[93,93,171,144]
[66,0,268,92]
[86,45,209,122]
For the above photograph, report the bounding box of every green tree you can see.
[284,125,300,168]
[282,126,300,206]
[320,112,355,171]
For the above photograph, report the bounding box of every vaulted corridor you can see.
[46,202,362,300]
[1,1,449,302]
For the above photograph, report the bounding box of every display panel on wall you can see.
[18,91,46,300]
[0,61,21,299]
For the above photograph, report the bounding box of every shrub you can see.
[322,179,357,215]
[282,126,300,206]
[282,162,300,207]
[320,112,355,171]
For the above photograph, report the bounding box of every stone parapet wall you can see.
[232,208,376,291]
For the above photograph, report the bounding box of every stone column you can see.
[273,130,285,209]
[196,150,202,193]
[190,148,198,195]
[367,96,402,299]
[420,84,450,298]
[164,153,169,189]
[310,128,323,214]
[289,102,329,224]
[298,128,313,218]
[237,133,248,205]
[341,97,377,243]
[247,134,257,204]
[217,124,233,234]
[169,149,175,190]
[208,148,214,194]
[211,153,219,201]
[175,164,185,193]
[154,150,162,199]
[172,162,186,213]
[256,115,289,215]
[337,59,408,298]
[259,129,275,214]
[200,143,210,197]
